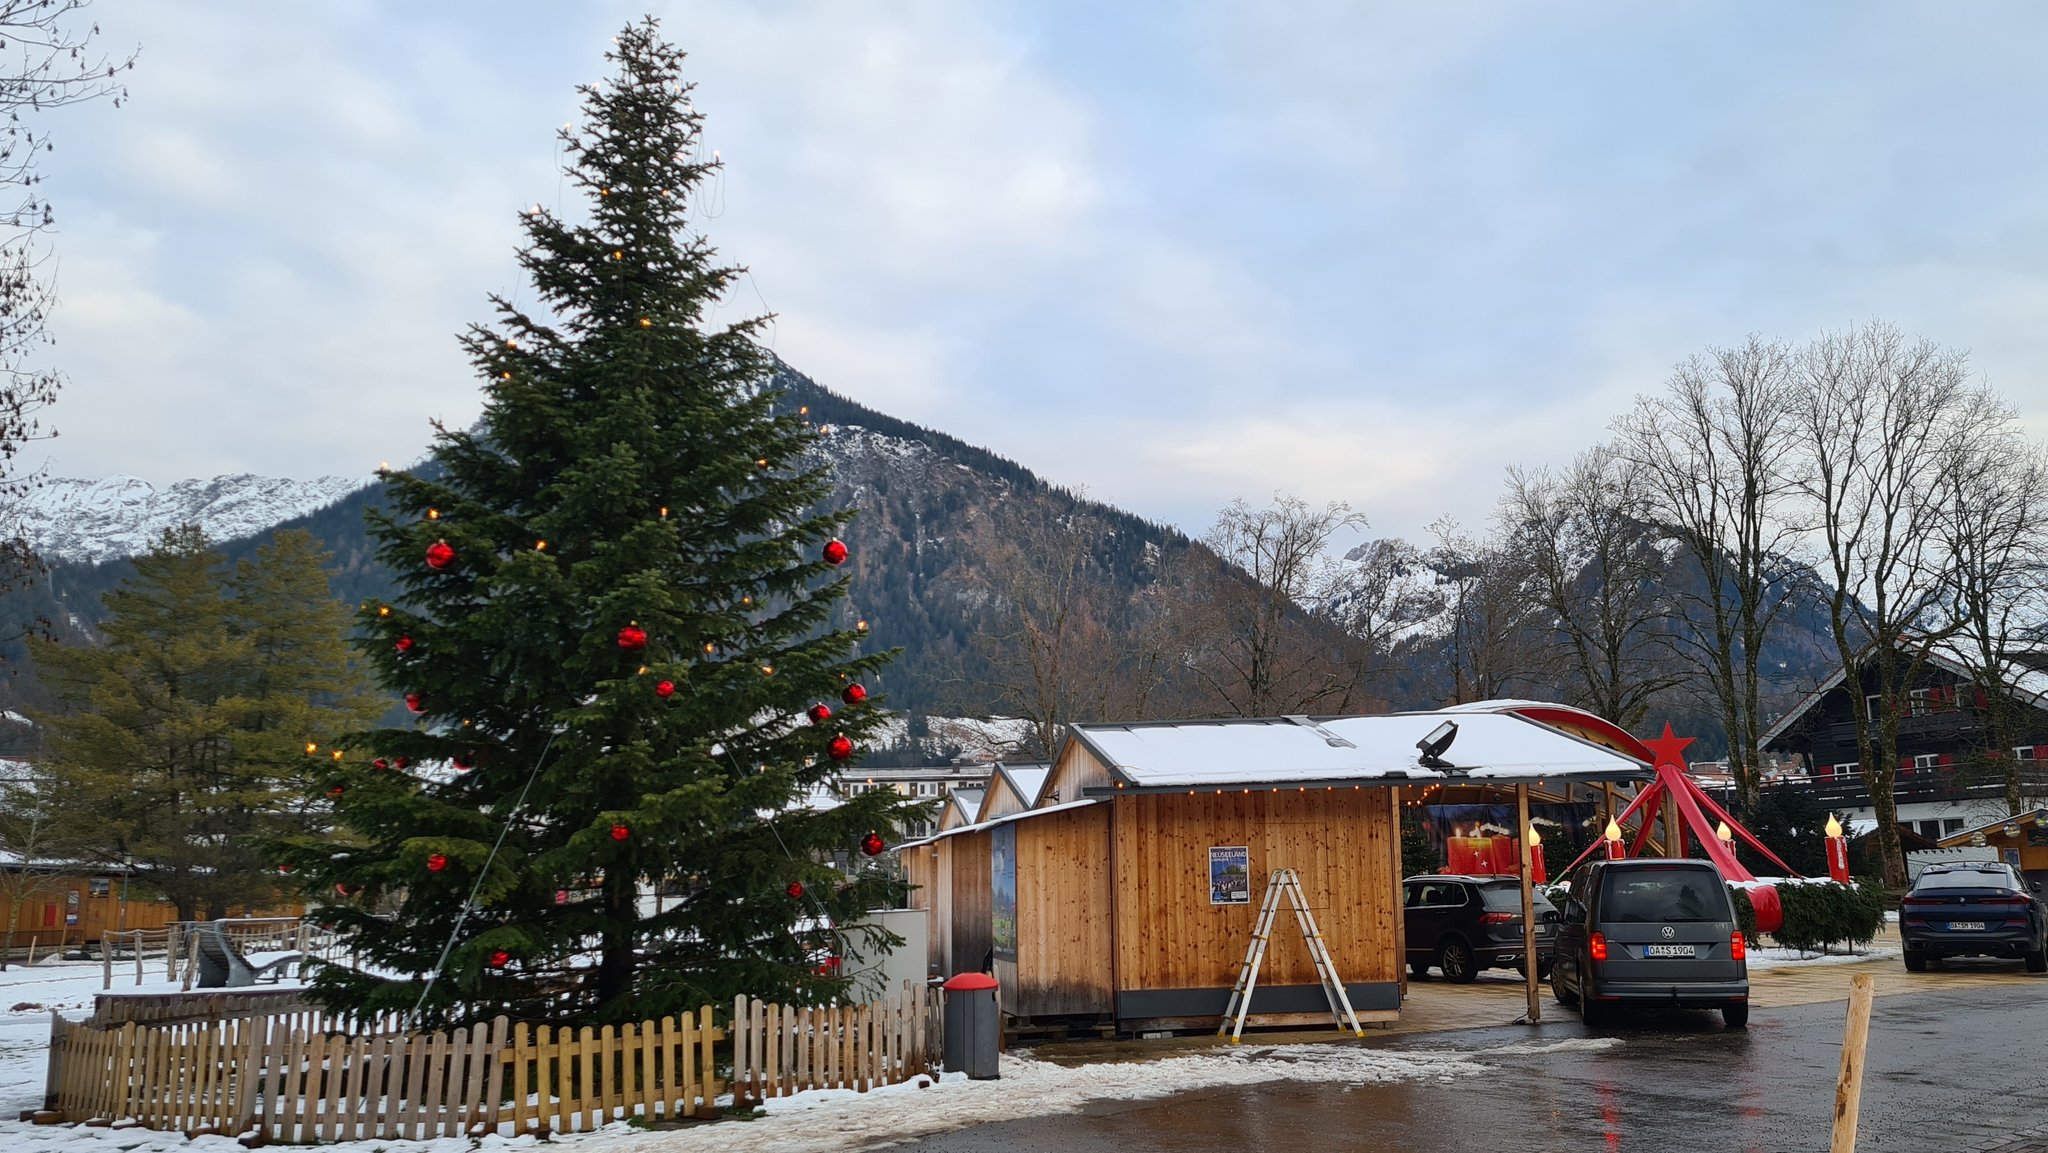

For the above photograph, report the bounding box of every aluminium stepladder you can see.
[1217,867,1366,1042]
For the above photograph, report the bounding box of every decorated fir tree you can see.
[280,21,917,1026]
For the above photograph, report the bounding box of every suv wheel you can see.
[1409,960,1432,980]
[2026,947,2046,974]
[1437,938,1477,984]
[1903,950,1928,973]
[1549,961,1578,1007]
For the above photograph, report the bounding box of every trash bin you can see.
[941,971,1000,1079]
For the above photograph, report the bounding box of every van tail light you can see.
[1730,931,1746,961]
[1478,912,1515,925]
[1590,932,1608,963]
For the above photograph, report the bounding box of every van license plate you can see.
[1644,944,1695,958]
[1949,921,1986,931]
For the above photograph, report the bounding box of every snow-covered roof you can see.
[896,798,1101,850]
[948,788,985,820]
[1068,711,1648,791]
[998,764,1051,807]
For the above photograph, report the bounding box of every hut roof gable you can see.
[1066,710,1647,790]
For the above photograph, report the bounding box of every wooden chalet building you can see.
[1761,642,2048,839]
[899,709,1648,1033]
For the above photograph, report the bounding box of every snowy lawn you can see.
[0,959,1619,1153]
[1746,945,1899,970]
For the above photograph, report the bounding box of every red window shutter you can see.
[1938,753,1955,767]
[41,904,56,928]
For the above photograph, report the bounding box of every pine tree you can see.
[33,527,376,919]
[284,20,918,1027]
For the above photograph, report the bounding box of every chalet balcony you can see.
[1721,766,2048,811]
[1824,709,1981,747]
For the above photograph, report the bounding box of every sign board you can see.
[991,824,1018,963]
[1209,846,1251,905]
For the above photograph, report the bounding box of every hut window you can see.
[88,878,111,897]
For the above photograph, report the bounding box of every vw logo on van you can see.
[1661,925,1675,939]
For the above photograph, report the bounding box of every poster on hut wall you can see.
[991,824,1017,964]
[1210,846,1251,904]
[1418,803,1594,876]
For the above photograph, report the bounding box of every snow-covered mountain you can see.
[0,474,368,564]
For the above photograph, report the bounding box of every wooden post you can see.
[101,933,112,991]
[1516,783,1540,1023]
[1831,972,1875,1153]
[1391,785,1408,997]
[181,931,200,991]
[1664,787,1684,858]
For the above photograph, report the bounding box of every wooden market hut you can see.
[979,763,1051,821]
[900,786,992,979]
[1936,808,2048,889]
[972,711,1649,1032]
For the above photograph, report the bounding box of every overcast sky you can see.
[28,1,2048,542]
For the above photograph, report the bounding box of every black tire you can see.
[1550,961,1579,1007]
[1537,958,1554,980]
[1438,938,1478,984]
[2025,949,2046,974]
[1580,995,1609,1028]
[1722,1002,1749,1029]
[1903,950,1928,972]
[1410,960,1432,980]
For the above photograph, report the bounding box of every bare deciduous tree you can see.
[1503,446,1685,728]
[1798,322,1980,887]
[1932,408,2048,816]
[1180,494,1366,716]
[1329,536,1437,707]
[0,2,134,606]
[1424,516,1545,705]
[1615,336,1805,811]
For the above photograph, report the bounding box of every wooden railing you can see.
[43,985,937,1141]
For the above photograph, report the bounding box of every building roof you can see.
[997,764,1051,807]
[896,797,1101,850]
[1066,711,1648,792]
[1761,639,2048,749]
[1936,807,2048,849]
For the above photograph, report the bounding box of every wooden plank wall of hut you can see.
[1113,788,1398,995]
[948,830,993,977]
[1011,805,1112,1017]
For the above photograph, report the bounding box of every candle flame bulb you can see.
[1604,818,1623,842]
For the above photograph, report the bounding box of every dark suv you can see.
[1549,858,1749,1028]
[1402,875,1559,983]
[1899,862,2047,973]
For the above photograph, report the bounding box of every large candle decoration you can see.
[1528,825,1547,885]
[1824,814,1851,883]
[1604,817,1626,861]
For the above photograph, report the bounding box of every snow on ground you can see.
[1746,945,1900,970]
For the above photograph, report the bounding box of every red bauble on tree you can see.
[452,753,474,772]
[426,854,448,873]
[335,883,360,897]
[807,703,832,724]
[425,540,456,571]
[617,625,648,651]
[405,692,426,714]
[786,881,805,899]
[822,539,849,566]
[861,832,886,857]
[828,734,854,761]
[610,823,631,841]
[489,950,510,969]
[394,635,415,654]
[372,757,390,770]
[841,683,867,705]
[327,785,345,799]
[655,679,676,699]
[394,756,410,770]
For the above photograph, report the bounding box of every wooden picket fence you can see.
[43,984,937,1142]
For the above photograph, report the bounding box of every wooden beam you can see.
[1391,785,1407,998]
[1517,782,1540,1023]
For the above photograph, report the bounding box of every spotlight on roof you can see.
[1416,720,1460,770]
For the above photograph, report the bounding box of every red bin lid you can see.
[942,971,999,991]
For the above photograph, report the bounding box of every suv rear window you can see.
[1599,867,1730,923]
[1479,881,1553,911]
[1913,868,2018,891]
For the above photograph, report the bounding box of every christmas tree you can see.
[281,20,918,1027]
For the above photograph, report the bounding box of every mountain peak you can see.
[1,473,369,564]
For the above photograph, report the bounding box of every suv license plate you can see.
[1644,944,1696,958]
[1949,921,1986,931]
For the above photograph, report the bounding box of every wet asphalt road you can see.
[892,985,2048,1153]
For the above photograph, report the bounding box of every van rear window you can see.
[1600,868,1729,923]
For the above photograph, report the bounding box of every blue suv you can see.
[1899,862,2047,973]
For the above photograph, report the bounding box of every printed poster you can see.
[1209,845,1251,905]
[991,824,1017,963]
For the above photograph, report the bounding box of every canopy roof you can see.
[1067,710,1649,792]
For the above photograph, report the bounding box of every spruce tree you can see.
[34,527,376,919]
[284,20,917,1027]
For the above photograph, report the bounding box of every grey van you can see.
[1549,858,1750,1029]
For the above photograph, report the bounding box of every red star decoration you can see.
[1642,723,1695,770]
